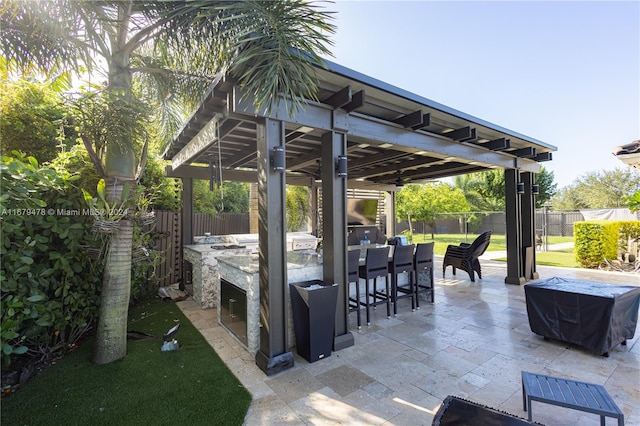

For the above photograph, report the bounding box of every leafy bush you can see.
[0,78,77,163]
[0,154,102,368]
[574,221,623,268]
[617,220,640,261]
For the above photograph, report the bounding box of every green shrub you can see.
[0,154,102,368]
[574,220,628,268]
[617,220,640,260]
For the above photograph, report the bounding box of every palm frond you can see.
[0,0,106,76]
[157,0,336,116]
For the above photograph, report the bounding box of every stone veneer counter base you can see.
[216,253,323,356]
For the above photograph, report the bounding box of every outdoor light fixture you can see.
[532,184,540,195]
[271,146,285,172]
[517,182,525,194]
[336,155,347,178]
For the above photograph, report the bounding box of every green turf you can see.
[526,249,578,268]
[491,249,578,268]
[410,233,573,256]
[1,297,251,426]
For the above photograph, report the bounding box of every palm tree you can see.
[1,0,335,364]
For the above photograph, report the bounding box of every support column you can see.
[321,131,354,351]
[309,182,319,236]
[521,172,539,280]
[181,178,193,246]
[386,191,396,237]
[249,183,259,234]
[180,178,193,291]
[254,118,294,375]
[504,169,526,284]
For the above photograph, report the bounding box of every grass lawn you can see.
[532,249,578,268]
[1,297,251,426]
[491,249,578,268]
[410,233,574,256]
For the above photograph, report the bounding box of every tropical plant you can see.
[1,0,335,364]
[453,167,556,211]
[626,191,640,213]
[0,154,102,368]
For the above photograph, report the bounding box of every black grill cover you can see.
[525,277,640,355]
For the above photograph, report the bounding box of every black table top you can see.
[525,277,640,299]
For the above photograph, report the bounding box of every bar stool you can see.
[414,242,435,305]
[347,249,364,329]
[360,246,391,325]
[388,244,416,315]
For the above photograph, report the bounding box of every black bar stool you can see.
[359,246,390,325]
[414,242,435,305]
[347,249,364,329]
[389,244,416,315]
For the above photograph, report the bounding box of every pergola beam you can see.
[412,112,431,130]
[343,90,365,112]
[482,138,511,151]
[171,113,223,171]
[393,110,424,128]
[232,88,541,174]
[534,152,553,162]
[511,147,537,158]
[322,85,352,109]
[442,126,475,141]
[165,165,313,186]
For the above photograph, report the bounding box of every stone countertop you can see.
[217,252,322,274]
[184,244,253,255]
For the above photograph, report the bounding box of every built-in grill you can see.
[219,279,248,346]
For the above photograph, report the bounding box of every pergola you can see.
[163,58,557,375]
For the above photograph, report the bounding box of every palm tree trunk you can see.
[92,179,134,364]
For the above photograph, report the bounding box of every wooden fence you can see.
[192,212,249,236]
[152,211,182,288]
[150,211,249,287]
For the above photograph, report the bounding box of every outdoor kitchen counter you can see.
[216,252,323,355]
[216,251,323,274]
[183,244,252,309]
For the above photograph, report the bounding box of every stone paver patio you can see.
[178,258,640,426]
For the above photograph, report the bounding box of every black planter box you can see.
[289,280,338,363]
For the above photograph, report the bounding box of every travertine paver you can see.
[177,259,640,426]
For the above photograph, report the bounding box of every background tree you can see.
[1,0,335,364]
[453,167,556,211]
[286,185,308,232]
[396,182,470,240]
[533,166,556,208]
[0,76,76,163]
[193,180,249,215]
[453,174,486,210]
[551,168,640,210]
[550,185,584,211]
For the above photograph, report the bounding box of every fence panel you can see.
[153,210,181,288]
[193,212,249,236]
[395,211,584,239]
[152,211,249,288]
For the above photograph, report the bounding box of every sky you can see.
[320,0,639,189]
